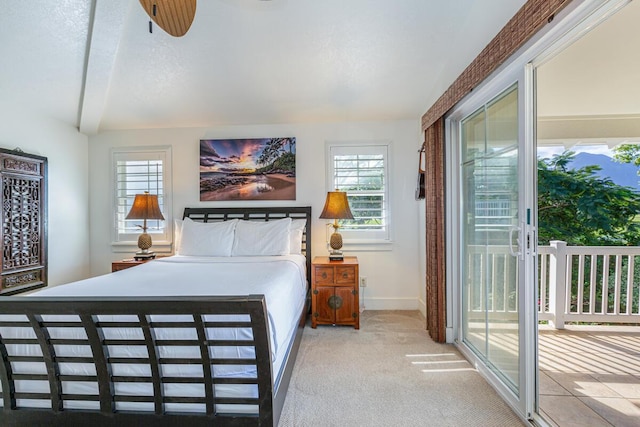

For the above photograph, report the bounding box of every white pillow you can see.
[232,218,292,256]
[178,217,237,257]
[289,219,307,254]
[174,218,183,254]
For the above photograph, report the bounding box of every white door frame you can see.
[444,0,631,423]
[447,62,531,419]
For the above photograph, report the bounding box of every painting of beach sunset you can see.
[200,138,296,201]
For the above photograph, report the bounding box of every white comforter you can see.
[32,255,307,361]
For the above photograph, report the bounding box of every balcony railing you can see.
[465,241,640,329]
[539,241,640,329]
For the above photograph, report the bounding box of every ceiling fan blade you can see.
[139,0,196,37]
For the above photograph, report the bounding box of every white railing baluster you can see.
[566,254,574,315]
[539,251,548,316]
[491,252,497,312]
[480,252,485,313]
[626,255,634,315]
[577,254,585,314]
[589,254,597,315]
[614,255,622,315]
[502,252,509,312]
[602,255,610,315]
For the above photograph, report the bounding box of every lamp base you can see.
[328,251,344,262]
[134,252,156,261]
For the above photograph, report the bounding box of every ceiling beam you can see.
[79,0,130,135]
[538,114,640,144]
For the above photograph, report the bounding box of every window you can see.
[326,143,390,244]
[111,147,172,249]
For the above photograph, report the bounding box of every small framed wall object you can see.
[200,138,296,201]
[0,148,47,295]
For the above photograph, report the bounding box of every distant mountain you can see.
[568,152,640,191]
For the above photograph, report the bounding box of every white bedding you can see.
[0,255,307,413]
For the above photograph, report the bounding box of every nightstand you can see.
[311,256,359,329]
[112,258,154,272]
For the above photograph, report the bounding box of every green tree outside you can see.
[538,151,640,246]
[538,150,640,316]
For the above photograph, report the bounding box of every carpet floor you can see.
[279,310,525,426]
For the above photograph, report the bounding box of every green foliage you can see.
[255,138,296,173]
[613,144,640,172]
[257,138,296,168]
[538,151,640,246]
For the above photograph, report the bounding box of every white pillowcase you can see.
[232,218,292,256]
[178,217,237,257]
[289,219,306,255]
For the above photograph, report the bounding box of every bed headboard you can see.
[182,206,312,280]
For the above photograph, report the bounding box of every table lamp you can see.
[319,190,354,261]
[125,191,165,260]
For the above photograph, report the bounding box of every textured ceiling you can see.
[0,0,528,134]
[0,0,92,125]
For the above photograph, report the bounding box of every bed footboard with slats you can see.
[0,295,280,426]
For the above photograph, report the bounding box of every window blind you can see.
[333,154,386,231]
[115,159,165,235]
[327,143,390,243]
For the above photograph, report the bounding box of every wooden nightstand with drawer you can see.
[311,256,359,329]
[112,258,152,272]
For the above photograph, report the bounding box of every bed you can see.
[0,206,311,426]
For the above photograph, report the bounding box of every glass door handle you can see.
[508,226,522,258]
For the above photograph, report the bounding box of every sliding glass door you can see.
[461,85,521,392]
[449,70,536,418]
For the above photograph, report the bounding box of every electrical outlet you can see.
[360,276,367,287]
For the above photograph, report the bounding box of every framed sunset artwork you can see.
[200,138,296,201]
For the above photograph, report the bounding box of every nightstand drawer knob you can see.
[328,295,343,310]
[322,272,328,279]
[313,289,318,295]
[342,272,348,278]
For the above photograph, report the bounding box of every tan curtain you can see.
[424,117,446,342]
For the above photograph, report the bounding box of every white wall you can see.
[89,120,425,310]
[0,104,90,286]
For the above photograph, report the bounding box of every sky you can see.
[537,143,613,159]
[200,139,267,172]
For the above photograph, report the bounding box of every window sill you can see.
[341,240,393,252]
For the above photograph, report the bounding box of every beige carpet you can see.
[279,310,525,427]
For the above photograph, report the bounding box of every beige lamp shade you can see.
[125,192,165,222]
[319,191,353,256]
[319,191,354,221]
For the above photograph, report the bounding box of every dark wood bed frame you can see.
[0,206,311,426]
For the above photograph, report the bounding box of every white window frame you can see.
[111,146,173,252]
[325,141,392,249]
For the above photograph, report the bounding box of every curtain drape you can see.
[424,117,446,342]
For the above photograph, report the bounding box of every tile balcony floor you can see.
[538,325,640,427]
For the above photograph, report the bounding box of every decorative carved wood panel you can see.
[0,148,47,295]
